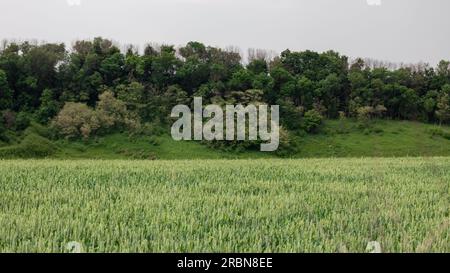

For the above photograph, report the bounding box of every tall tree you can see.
[0,69,12,110]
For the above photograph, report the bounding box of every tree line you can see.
[0,37,449,140]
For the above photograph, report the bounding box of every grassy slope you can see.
[1,119,449,159]
[295,119,450,158]
[54,133,272,160]
[52,119,450,159]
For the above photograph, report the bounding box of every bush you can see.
[357,105,387,129]
[15,112,32,131]
[96,90,133,132]
[52,91,141,140]
[135,122,167,137]
[149,136,161,146]
[203,126,297,156]
[275,127,299,157]
[0,133,57,158]
[51,102,99,140]
[2,110,16,129]
[0,128,8,144]
[372,127,384,134]
[428,127,450,140]
[23,122,53,139]
[302,109,323,133]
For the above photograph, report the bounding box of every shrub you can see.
[15,112,32,131]
[96,91,141,134]
[0,133,57,158]
[2,110,16,129]
[302,109,323,133]
[20,133,57,157]
[203,126,297,156]
[52,91,141,140]
[436,93,450,125]
[96,91,129,131]
[357,105,387,128]
[149,136,161,146]
[135,122,166,137]
[51,102,99,140]
[23,122,53,139]
[372,127,384,134]
[275,127,299,157]
[0,123,8,143]
[428,127,450,140]
[116,82,145,104]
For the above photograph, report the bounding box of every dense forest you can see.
[0,37,450,153]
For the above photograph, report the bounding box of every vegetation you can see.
[0,119,450,159]
[0,158,448,252]
[1,38,450,156]
[0,38,449,254]
[294,119,450,158]
[51,91,139,140]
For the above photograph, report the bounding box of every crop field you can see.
[0,158,449,253]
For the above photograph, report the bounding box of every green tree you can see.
[0,69,12,110]
[176,57,209,94]
[228,69,254,91]
[52,102,99,139]
[150,46,181,89]
[96,90,132,131]
[100,52,125,85]
[421,90,439,122]
[315,73,342,118]
[247,59,268,75]
[116,82,146,104]
[302,109,323,133]
[38,89,60,123]
[436,93,450,125]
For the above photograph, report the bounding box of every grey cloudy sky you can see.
[0,0,449,65]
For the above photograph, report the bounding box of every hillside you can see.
[1,119,449,160]
[294,119,450,158]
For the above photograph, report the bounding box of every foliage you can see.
[302,109,323,133]
[1,38,450,155]
[23,121,53,139]
[0,69,13,110]
[0,133,56,158]
[428,127,450,140]
[37,89,60,123]
[436,93,450,125]
[2,110,16,129]
[356,105,387,128]
[51,102,99,140]
[0,38,448,130]
[115,81,145,104]
[2,119,450,159]
[52,91,140,140]
[14,112,32,131]
[96,90,140,133]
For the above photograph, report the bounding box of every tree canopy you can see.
[1,38,450,137]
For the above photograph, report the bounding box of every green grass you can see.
[0,158,448,252]
[295,119,450,158]
[1,119,450,159]
[52,119,450,159]
[53,133,272,160]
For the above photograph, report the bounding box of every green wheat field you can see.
[0,158,449,253]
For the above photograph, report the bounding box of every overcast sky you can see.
[0,0,449,65]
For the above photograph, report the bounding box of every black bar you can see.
[0,253,446,272]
